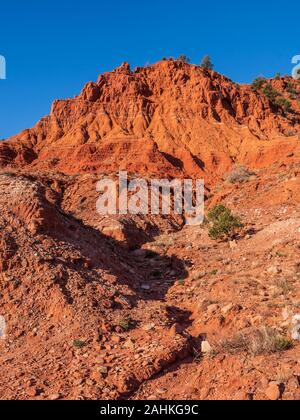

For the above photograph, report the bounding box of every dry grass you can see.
[218,326,293,357]
[275,279,294,295]
[226,166,256,184]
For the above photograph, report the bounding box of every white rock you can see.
[201,341,212,354]
[229,240,237,250]
[221,303,234,315]
[282,307,291,321]
[0,316,6,339]
[292,315,300,340]
[267,266,281,275]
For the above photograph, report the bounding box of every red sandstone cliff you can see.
[1,60,300,183]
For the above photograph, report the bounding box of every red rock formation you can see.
[1,60,300,184]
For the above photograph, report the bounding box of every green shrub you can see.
[275,97,292,113]
[119,316,134,331]
[260,83,292,114]
[262,83,279,102]
[73,340,86,349]
[274,338,293,352]
[252,77,267,90]
[207,205,243,240]
[286,82,298,97]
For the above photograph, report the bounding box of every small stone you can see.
[207,304,219,315]
[282,307,291,321]
[27,386,38,398]
[141,284,151,291]
[111,335,121,344]
[123,339,135,349]
[98,366,108,375]
[221,303,234,315]
[147,395,159,400]
[292,315,300,340]
[265,382,281,400]
[49,394,60,400]
[142,323,155,332]
[169,324,181,337]
[267,266,281,275]
[229,240,237,250]
[201,340,212,354]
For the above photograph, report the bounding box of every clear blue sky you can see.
[0,0,299,139]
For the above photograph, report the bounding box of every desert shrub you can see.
[177,55,191,64]
[119,316,134,331]
[262,83,279,102]
[286,81,298,97]
[227,165,256,184]
[275,97,292,113]
[261,84,292,114]
[219,327,293,356]
[73,340,86,349]
[252,77,267,90]
[207,205,243,240]
[200,55,214,71]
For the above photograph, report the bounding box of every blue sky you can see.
[0,0,299,139]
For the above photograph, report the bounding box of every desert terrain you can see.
[0,60,299,400]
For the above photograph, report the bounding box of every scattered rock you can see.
[207,304,219,315]
[111,335,121,344]
[265,382,281,401]
[123,339,135,350]
[267,266,281,275]
[292,315,300,340]
[221,303,234,315]
[229,240,238,250]
[142,323,155,332]
[98,366,108,375]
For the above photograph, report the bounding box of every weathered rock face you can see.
[1,60,300,183]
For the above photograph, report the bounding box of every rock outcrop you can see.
[1,60,300,183]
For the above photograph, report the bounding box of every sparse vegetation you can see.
[274,97,292,113]
[207,205,243,241]
[200,55,214,71]
[73,340,86,349]
[286,81,298,98]
[252,77,267,91]
[251,78,293,114]
[258,83,293,114]
[275,279,293,295]
[177,55,191,64]
[262,83,279,102]
[227,165,256,184]
[219,327,293,356]
[119,316,134,331]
